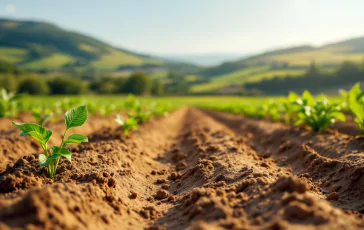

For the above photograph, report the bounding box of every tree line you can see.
[244,60,364,95]
[0,71,166,96]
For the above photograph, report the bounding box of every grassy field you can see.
[91,48,163,71]
[267,46,364,66]
[0,47,28,63]
[23,53,75,70]
[191,66,269,92]
[190,67,308,93]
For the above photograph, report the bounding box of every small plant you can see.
[283,92,299,124]
[125,94,140,110]
[12,105,88,178]
[266,100,283,121]
[293,91,346,132]
[346,83,364,135]
[0,88,23,118]
[133,104,152,123]
[150,102,170,117]
[115,114,138,135]
[31,107,53,126]
[100,104,116,116]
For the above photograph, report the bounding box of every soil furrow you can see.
[150,108,363,229]
[202,109,364,213]
[0,108,187,230]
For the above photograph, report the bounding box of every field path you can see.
[0,108,363,229]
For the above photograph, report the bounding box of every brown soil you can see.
[1,108,364,230]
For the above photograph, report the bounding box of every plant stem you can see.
[60,129,68,147]
[53,157,60,177]
[50,128,68,178]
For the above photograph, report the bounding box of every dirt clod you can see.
[327,192,339,201]
[156,190,169,200]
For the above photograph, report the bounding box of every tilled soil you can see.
[1,108,364,230]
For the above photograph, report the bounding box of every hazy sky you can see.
[0,0,363,55]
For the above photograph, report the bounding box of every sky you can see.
[0,0,363,55]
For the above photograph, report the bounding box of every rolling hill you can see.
[1,17,363,95]
[192,37,364,93]
[0,18,165,72]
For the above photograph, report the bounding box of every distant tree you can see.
[48,76,87,94]
[167,72,184,80]
[18,75,49,95]
[336,61,360,77]
[99,82,117,94]
[306,61,320,76]
[123,72,152,95]
[0,61,21,75]
[151,79,164,96]
[0,74,17,92]
[113,77,126,93]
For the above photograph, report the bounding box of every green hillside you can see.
[0,18,163,72]
[192,38,364,93]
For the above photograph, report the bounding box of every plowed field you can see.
[1,108,364,229]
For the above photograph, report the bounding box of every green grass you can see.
[21,95,342,110]
[79,43,99,53]
[0,47,28,63]
[263,46,364,66]
[150,71,168,80]
[191,66,270,92]
[91,48,163,71]
[245,69,305,83]
[23,53,75,70]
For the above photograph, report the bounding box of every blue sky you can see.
[0,0,363,55]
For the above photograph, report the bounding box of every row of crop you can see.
[202,83,364,135]
[1,88,172,125]
[7,94,171,178]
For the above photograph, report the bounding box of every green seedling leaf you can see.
[39,154,49,167]
[115,114,138,135]
[12,122,52,151]
[50,146,72,163]
[64,134,88,145]
[64,105,88,130]
[115,114,124,125]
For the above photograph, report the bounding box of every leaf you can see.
[50,146,60,155]
[349,91,364,121]
[58,147,72,163]
[12,122,52,150]
[114,114,125,126]
[64,134,88,145]
[330,112,346,122]
[39,154,49,167]
[302,90,314,106]
[64,105,88,130]
[50,146,72,163]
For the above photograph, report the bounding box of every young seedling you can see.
[346,83,364,135]
[125,94,140,110]
[293,91,346,132]
[115,114,138,135]
[150,102,170,117]
[31,107,53,126]
[283,92,299,124]
[0,88,23,118]
[266,100,283,122]
[133,104,152,123]
[100,104,117,116]
[12,105,88,178]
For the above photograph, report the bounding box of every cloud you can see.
[5,4,17,13]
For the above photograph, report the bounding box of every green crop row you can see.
[201,83,364,135]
